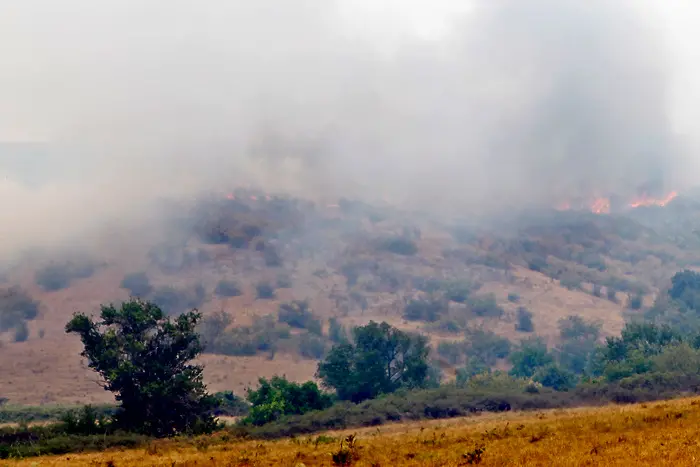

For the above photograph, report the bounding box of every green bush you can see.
[468,294,503,318]
[465,328,511,365]
[509,338,554,378]
[298,333,327,359]
[35,261,97,291]
[13,321,29,342]
[507,293,520,303]
[243,376,333,426]
[150,284,205,316]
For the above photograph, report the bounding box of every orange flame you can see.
[629,191,678,208]
[590,197,611,214]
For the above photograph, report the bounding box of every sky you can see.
[1,0,700,256]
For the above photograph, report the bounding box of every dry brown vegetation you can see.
[7,396,700,466]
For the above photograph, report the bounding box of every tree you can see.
[317,321,430,402]
[533,364,577,391]
[509,338,554,378]
[244,376,333,426]
[65,299,218,437]
[515,306,534,332]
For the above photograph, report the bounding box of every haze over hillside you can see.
[4,1,700,406]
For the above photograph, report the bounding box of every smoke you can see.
[0,0,685,257]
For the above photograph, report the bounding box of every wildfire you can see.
[629,191,678,208]
[555,190,678,214]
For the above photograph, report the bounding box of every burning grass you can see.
[5,397,700,465]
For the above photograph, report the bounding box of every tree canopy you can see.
[317,321,430,402]
[65,299,218,437]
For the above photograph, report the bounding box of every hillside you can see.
[2,188,700,405]
[7,396,700,466]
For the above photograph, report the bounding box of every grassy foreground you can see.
[6,397,700,466]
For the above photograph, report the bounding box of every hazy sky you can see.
[1,0,700,256]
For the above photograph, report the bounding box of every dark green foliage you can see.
[120,272,152,297]
[403,298,447,322]
[215,280,242,297]
[35,261,96,291]
[201,313,290,357]
[527,256,548,272]
[533,364,577,391]
[507,293,520,303]
[509,338,554,378]
[377,236,418,256]
[244,376,333,426]
[437,341,466,365]
[278,301,322,335]
[444,281,473,303]
[212,391,250,417]
[558,316,601,341]
[256,282,276,300]
[455,358,491,385]
[13,321,29,342]
[317,321,430,402]
[65,299,218,437]
[515,307,534,332]
[328,317,348,344]
[606,287,618,303]
[298,333,328,359]
[465,328,511,365]
[628,293,643,310]
[0,286,40,333]
[468,294,504,318]
[669,269,700,304]
[150,284,206,316]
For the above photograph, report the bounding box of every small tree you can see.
[65,299,218,437]
[317,321,430,402]
[509,338,553,378]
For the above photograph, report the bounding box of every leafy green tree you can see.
[533,364,577,391]
[509,338,554,378]
[244,376,333,426]
[317,321,430,402]
[65,299,218,437]
[515,307,534,332]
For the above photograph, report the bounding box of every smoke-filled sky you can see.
[1,0,700,254]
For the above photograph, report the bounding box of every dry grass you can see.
[8,397,700,466]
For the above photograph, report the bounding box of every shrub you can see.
[507,293,520,303]
[377,236,418,256]
[215,280,242,298]
[558,316,601,342]
[263,246,283,267]
[533,364,577,391]
[403,298,447,322]
[515,307,534,333]
[298,333,327,359]
[278,301,322,335]
[150,284,206,316]
[244,376,333,426]
[592,284,602,298]
[35,260,98,291]
[628,293,644,310]
[256,282,276,300]
[444,281,473,303]
[468,294,503,318]
[509,338,554,378]
[465,329,512,365]
[120,272,152,297]
[13,321,29,342]
[0,287,40,333]
[437,341,466,365]
[606,287,618,303]
[212,391,250,417]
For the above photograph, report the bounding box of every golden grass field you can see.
[7,397,700,466]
